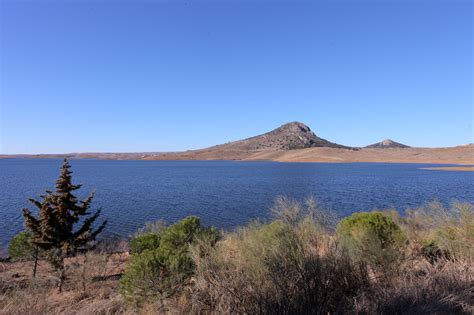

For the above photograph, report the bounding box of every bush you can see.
[190,200,471,314]
[336,211,407,270]
[120,216,219,307]
[191,199,369,314]
[421,241,450,264]
[8,231,34,261]
[129,233,161,254]
[120,249,173,307]
[354,259,473,314]
[405,201,474,261]
[431,203,473,260]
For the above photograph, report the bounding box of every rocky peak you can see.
[366,139,410,149]
[273,121,313,133]
[267,122,315,140]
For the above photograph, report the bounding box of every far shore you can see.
[1,146,473,166]
[420,166,474,172]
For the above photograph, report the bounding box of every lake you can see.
[1,159,473,250]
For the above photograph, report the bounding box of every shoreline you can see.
[420,166,474,172]
[2,146,472,165]
[1,156,473,166]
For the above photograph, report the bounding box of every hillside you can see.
[365,139,410,149]
[149,121,351,160]
[207,122,349,151]
[242,146,474,165]
[151,146,474,165]
[149,123,473,165]
[2,122,473,165]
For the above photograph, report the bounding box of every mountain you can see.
[3,122,473,164]
[365,139,410,149]
[209,122,349,151]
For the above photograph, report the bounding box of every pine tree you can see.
[22,158,107,292]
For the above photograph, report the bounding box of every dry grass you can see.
[355,259,473,314]
[402,201,474,261]
[149,146,474,165]
[0,246,130,315]
[1,199,473,314]
[188,198,473,314]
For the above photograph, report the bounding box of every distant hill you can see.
[2,122,473,165]
[365,139,410,149]
[209,122,349,151]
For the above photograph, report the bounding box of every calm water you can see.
[1,159,473,249]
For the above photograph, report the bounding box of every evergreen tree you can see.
[22,158,107,292]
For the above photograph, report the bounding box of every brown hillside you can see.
[208,122,349,151]
[365,139,410,149]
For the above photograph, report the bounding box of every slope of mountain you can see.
[209,122,349,151]
[2,122,473,165]
[365,139,410,149]
[149,123,472,164]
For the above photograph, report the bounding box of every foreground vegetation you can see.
[2,197,472,314]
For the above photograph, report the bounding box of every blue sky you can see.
[1,0,472,154]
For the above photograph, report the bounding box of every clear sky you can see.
[0,0,472,154]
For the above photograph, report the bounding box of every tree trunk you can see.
[57,265,65,293]
[32,247,39,278]
[81,253,88,292]
[32,256,38,278]
[56,253,66,293]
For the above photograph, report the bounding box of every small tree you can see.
[121,217,219,307]
[336,211,407,271]
[8,231,40,277]
[9,231,34,260]
[22,158,107,292]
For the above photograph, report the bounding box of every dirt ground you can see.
[150,146,474,165]
[0,252,129,315]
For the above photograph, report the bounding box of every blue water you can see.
[1,159,473,250]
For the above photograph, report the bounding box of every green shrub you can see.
[120,249,174,307]
[191,214,368,314]
[120,216,219,307]
[224,220,291,281]
[8,231,34,261]
[129,233,161,254]
[336,211,407,270]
